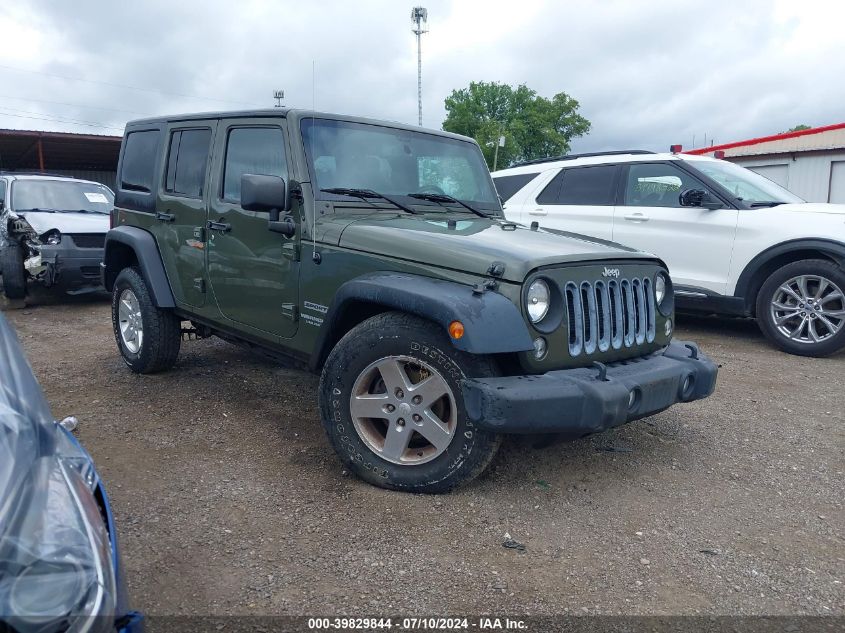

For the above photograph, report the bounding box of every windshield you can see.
[691,159,803,205]
[301,118,500,212]
[12,180,114,213]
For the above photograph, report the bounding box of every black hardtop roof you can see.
[124,109,477,144]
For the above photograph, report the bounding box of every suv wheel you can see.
[756,259,845,357]
[319,312,502,493]
[111,267,182,373]
[1,241,27,300]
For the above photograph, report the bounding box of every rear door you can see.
[206,119,299,339]
[526,165,617,240]
[612,162,739,294]
[155,121,217,308]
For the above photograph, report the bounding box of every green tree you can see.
[781,124,812,133]
[442,82,591,169]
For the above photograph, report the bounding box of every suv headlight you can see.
[40,230,62,245]
[526,279,551,323]
[654,271,673,316]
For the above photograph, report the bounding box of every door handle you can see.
[155,211,175,222]
[529,207,547,216]
[206,220,232,233]
[623,212,649,222]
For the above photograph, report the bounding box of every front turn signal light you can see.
[449,321,465,340]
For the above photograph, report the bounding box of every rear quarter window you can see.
[119,130,160,193]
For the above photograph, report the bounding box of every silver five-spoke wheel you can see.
[117,288,144,354]
[770,274,845,344]
[350,355,456,465]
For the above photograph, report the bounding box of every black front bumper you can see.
[38,242,104,290]
[462,341,717,436]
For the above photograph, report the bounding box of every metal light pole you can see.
[411,7,428,126]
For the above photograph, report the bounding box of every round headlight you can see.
[655,273,666,304]
[526,279,550,323]
[41,230,62,245]
[654,271,674,316]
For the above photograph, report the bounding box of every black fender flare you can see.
[103,226,175,308]
[310,272,534,370]
[734,238,845,307]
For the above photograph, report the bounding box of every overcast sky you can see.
[1,0,843,152]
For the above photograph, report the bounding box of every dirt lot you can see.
[2,293,843,617]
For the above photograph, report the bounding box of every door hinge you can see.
[193,278,206,293]
[282,241,300,262]
[282,303,298,321]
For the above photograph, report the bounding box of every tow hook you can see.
[684,343,700,360]
[592,361,609,382]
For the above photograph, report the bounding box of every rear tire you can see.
[319,311,502,493]
[111,267,181,373]
[756,259,845,357]
[1,241,27,300]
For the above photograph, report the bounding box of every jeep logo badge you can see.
[602,267,621,278]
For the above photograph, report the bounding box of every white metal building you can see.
[686,123,845,203]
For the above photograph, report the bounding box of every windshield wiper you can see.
[17,208,58,213]
[748,201,787,208]
[321,188,420,215]
[407,192,490,218]
[66,209,110,214]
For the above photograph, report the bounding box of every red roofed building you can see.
[685,123,845,203]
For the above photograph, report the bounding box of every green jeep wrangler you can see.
[102,109,717,493]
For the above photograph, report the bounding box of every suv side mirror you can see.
[241,174,290,218]
[240,174,295,236]
[679,188,723,210]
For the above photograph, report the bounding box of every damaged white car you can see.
[0,174,113,300]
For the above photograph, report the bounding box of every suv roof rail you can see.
[509,150,656,169]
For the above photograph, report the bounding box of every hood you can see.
[16,211,109,235]
[336,214,656,282]
[767,202,845,216]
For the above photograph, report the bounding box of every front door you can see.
[612,162,739,295]
[206,119,300,339]
[155,121,217,308]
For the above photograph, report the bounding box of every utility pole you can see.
[411,7,428,126]
[492,132,505,171]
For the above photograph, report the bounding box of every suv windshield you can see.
[302,118,500,213]
[12,179,114,213]
[690,159,803,205]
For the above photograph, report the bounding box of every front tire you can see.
[111,267,181,373]
[319,312,502,493]
[756,259,845,357]
[1,241,27,300]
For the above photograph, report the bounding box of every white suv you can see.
[493,151,845,357]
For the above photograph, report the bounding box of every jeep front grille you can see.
[565,277,655,357]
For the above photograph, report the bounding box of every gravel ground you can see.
[2,292,843,617]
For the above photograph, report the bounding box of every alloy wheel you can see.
[117,289,144,354]
[349,355,457,465]
[770,274,845,344]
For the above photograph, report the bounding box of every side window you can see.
[624,163,704,207]
[164,129,212,198]
[0,180,6,207]
[120,130,160,192]
[222,127,287,203]
[492,173,540,203]
[536,165,617,206]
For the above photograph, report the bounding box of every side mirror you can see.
[241,174,289,220]
[679,188,723,210]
